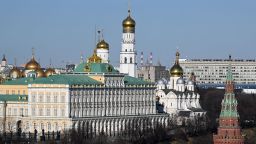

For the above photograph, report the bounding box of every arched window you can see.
[41,123,44,130]
[48,123,51,131]
[130,57,133,63]
[55,123,58,131]
[124,57,127,63]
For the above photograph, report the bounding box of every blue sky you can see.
[0,0,255,68]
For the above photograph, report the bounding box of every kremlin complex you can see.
[0,9,245,143]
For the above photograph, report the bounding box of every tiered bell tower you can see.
[213,55,244,144]
[119,10,137,77]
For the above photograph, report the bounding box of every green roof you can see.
[124,76,152,85]
[0,94,28,102]
[74,62,118,73]
[1,75,102,85]
[220,93,239,118]
[2,77,34,85]
[32,74,102,85]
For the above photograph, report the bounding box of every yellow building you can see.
[0,51,56,133]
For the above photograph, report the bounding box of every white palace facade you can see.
[0,10,169,135]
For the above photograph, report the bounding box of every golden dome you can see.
[45,68,56,77]
[170,51,183,77]
[122,10,135,33]
[88,50,102,63]
[96,40,109,50]
[36,68,45,78]
[9,67,21,79]
[25,57,41,70]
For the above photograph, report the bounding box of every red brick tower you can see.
[213,55,244,144]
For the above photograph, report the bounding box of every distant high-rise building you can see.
[137,52,169,83]
[179,58,256,85]
[213,56,244,144]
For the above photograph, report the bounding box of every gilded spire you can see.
[25,48,41,70]
[96,29,109,50]
[170,50,183,77]
[32,47,35,59]
[175,51,180,65]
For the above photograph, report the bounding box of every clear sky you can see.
[0,0,255,68]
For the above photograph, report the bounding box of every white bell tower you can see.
[119,10,137,77]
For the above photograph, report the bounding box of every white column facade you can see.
[120,33,137,77]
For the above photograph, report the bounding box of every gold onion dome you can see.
[122,10,135,33]
[170,51,183,77]
[45,67,56,77]
[96,40,109,50]
[25,57,41,70]
[88,50,102,63]
[36,68,45,78]
[9,67,21,78]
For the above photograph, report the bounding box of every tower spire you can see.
[2,54,6,61]
[175,50,180,65]
[32,47,35,59]
[101,29,104,40]
[14,58,17,67]
[49,58,52,67]
[128,0,131,15]
[97,30,101,43]
[80,52,84,63]
[213,55,244,144]
[120,3,136,77]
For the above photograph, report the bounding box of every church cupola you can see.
[170,51,183,77]
[169,51,184,90]
[122,10,136,33]
[95,30,110,63]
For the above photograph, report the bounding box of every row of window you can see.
[72,101,154,108]
[32,108,66,117]
[72,95,153,103]
[71,90,153,95]
[29,122,67,131]
[7,108,28,116]
[31,95,65,103]
[6,90,26,95]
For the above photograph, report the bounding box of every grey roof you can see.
[178,110,191,117]
[188,107,205,112]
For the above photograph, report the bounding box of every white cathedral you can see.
[156,51,205,123]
